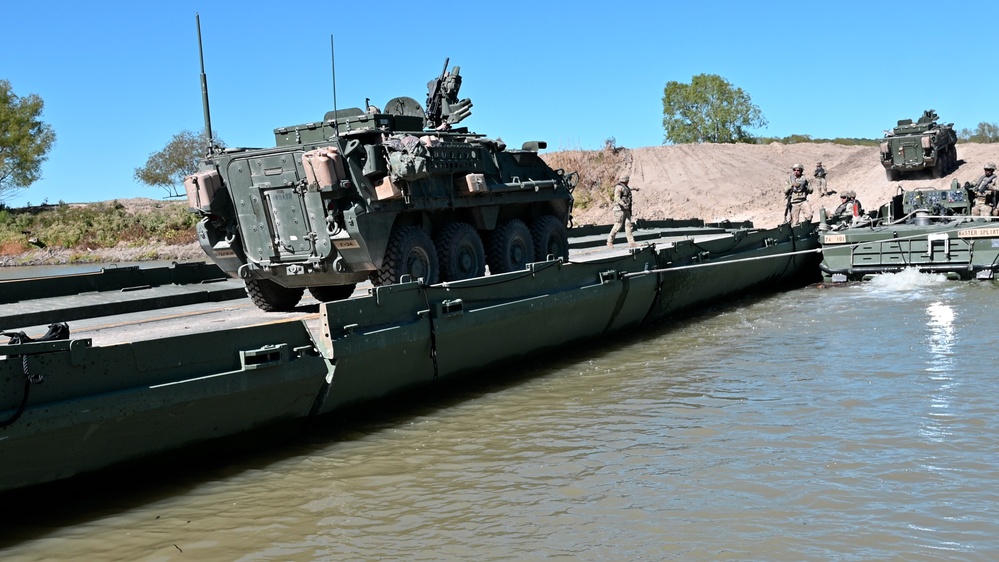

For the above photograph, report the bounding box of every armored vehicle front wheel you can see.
[244,278,305,312]
[531,215,569,262]
[885,168,899,181]
[487,218,535,274]
[435,222,486,282]
[940,147,957,175]
[931,157,945,179]
[376,225,440,286]
[308,284,357,303]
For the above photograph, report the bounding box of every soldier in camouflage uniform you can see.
[831,190,863,222]
[813,161,829,196]
[784,163,813,224]
[831,191,851,220]
[971,162,997,217]
[607,175,638,247]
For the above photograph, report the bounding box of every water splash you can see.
[864,268,949,299]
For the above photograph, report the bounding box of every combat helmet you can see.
[792,163,804,171]
[986,162,996,171]
[618,174,630,183]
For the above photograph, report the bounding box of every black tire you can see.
[375,225,439,286]
[885,168,898,181]
[244,278,304,312]
[531,215,569,262]
[931,156,945,179]
[435,222,486,282]
[487,218,535,274]
[308,284,357,303]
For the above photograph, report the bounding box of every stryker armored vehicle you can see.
[879,109,957,180]
[185,25,575,311]
[818,183,999,281]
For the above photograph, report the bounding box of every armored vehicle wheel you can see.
[946,146,958,173]
[244,278,305,312]
[885,168,899,181]
[307,284,357,303]
[376,225,440,286]
[487,218,535,274]
[931,157,945,179]
[435,222,486,281]
[531,215,569,262]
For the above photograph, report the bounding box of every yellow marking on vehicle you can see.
[958,228,999,238]
[333,239,361,250]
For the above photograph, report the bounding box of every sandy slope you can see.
[568,142,998,230]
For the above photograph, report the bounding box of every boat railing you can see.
[885,209,997,227]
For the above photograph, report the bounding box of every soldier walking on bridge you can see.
[607,175,639,247]
[784,163,813,224]
[972,162,997,216]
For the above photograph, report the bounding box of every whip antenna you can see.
[330,34,338,137]
[196,13,214,152]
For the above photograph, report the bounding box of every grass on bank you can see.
[0,200,199,258]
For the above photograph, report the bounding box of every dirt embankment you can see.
[5,143,996,267]
[556,142,998,229]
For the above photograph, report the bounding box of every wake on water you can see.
[866,267,949,290]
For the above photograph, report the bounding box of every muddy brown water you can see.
[1,270,998,560]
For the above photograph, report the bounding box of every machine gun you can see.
[425,58,472,130]
[425,58,449,126]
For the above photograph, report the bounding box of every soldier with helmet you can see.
[607,174,639,247]
[813,161,829,196]
[971,162,997,216]
[784,163,813,224]
[832,190,864,222]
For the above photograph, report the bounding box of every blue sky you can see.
[2,0,993,207]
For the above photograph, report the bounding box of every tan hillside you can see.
[546,142,999,230]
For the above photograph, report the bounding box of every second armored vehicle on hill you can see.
[185,52,576,312]
[879,109,957,181]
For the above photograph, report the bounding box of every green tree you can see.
[958,122,999,143]
[134,129,223,197]
[661,74,767,144]
[0,80,56,202]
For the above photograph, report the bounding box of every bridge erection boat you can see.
[818,185,999,282]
